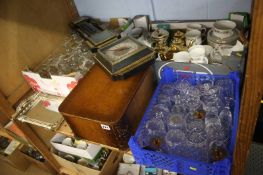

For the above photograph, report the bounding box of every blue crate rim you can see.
[129,136,231,166]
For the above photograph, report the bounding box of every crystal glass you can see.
[188,101,203,114]
[203,98,223,114]
[209,140,228,162]
[49,65,59,75]
[160,83,179,96]
[164,129,186,156]
[144,119,167,151]
[167,114,185,130]
[175,79,191,94]
[205,117,228,143]
[171,105,187,117]
[201,86,220,103]
[219,107,232,128]
[137,118,166,151]
[185,131,208,162]
[185,86,200,98]
[201,85,224,113]
[157,94,172,109]
[172,94,182,105]
[215,79,235,108]
[58,62,72,75]
[198,83,223,107]
[218,107,232,143]
[205,111,218,120]
[150,104,170,121]
[186,113,205,132]
[215,79,234,98]
[186,119,205,133]
[36,33,94,77]
[198,82,213,95]
[137,128,151,148]
[137,128,150,148]
[205,106,218,116]
[38,64,50,78]
[185,86,202,112]
[146,119,166,136]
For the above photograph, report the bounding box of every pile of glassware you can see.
[36,33,95,78]
[137,78,235,162]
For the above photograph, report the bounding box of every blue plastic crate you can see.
[129,66,240,175]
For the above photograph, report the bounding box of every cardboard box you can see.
[21,34,95,97]
[51,133,102,160]
[39,94,64,113]
[53,150,122,175]
[22,71,81,97]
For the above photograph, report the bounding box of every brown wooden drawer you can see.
[0,144,30,171]
[19,144,55,173]
[59,64,155,150]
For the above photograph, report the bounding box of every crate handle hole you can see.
[189,166,197,171]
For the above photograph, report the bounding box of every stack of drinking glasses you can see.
[137,78,234,163]
[37,33,95,78]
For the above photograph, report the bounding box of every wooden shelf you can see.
[57,120,132,155]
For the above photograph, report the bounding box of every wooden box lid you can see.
[59,64,151,123]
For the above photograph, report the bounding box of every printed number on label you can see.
[101,124,110,130]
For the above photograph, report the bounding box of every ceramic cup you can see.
[213,20,236,39]
[189,47,206,59]
[191,56,209,64]
[187,23,206,33]
[203,45,214,57]
[185,30,202,46]
[62,137,73,147]
[75,140,88,150]
[172,51,191,63]
[188,45,205,52]
[189,47,208,64]
[123,154,135,164]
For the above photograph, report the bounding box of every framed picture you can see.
[96,36,154,76]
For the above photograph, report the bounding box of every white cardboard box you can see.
[22,71,82,97]
[40,94,64,113]
[50,133,102,160]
